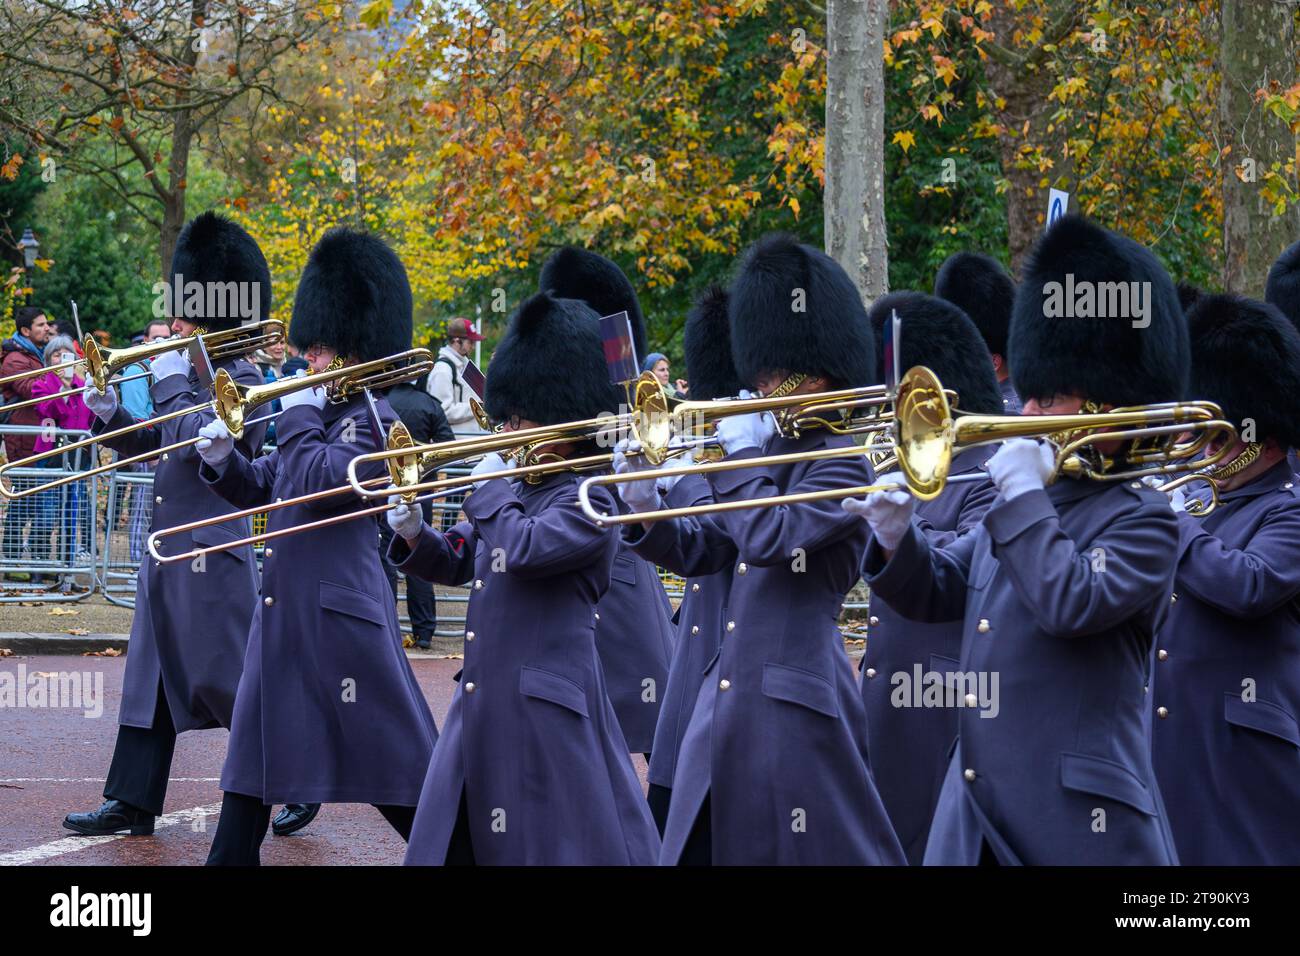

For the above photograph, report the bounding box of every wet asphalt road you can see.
[0,654,649,865]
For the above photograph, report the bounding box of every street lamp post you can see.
[17,227,39,268]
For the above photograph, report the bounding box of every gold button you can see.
[977,619,990,633]
[964,693,978,708]
[692,583,700,592]
[737,562,748,575]
[869,615,879,626]
[963,768,976,782]
[161,453,169,461]
[263,596,274,606]
[594,612,600,621]
[690,625,699,635]
[1130,482,1142,489]
[1157,649,1168,661]
[275,497,283,503]
[473,579,483,590]
[1157,706,1168,718]
[465,682,476,693]
[155,495,163,504]
[264,548,273,557]
[726,621,735,632]
[1287,482,1295,490]
[865,668,877,679]
[1170,593,1178,604]
[465,631,475,642]
[719,679,731,691]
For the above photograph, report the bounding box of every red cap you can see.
[447,317,483,342]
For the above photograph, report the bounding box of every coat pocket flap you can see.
[610,552,640,585]
[191,522,250,563]
[761,663,839,719]
[519,666,590,719]
[319,580,387,627]
[1223,694,1300,747]
[1060,752,1156,815]
[928,654,962,688]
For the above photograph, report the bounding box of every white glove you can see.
[612,439,659,513]
[842,471,915,550]
[1141,475,1187,513]
[469,451,509,481]
[714,393,777,455]
[150,348,190,383]
[655,444,695,494]
[387,495,425,541]
[196,419,234,466]
[279,379,327,412]
[986,439,1056,501]
[82,384,118,423]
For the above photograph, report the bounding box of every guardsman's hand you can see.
[196,419,234,466]
[613,439,658,513]
[842,471,914,550]
[386,495,425,543]
[82,384,118,423]
[469,452,509,482]
[150,348,190,383]
[713,390,777,455]
[986,438,1055,501]
[279,380,327,413]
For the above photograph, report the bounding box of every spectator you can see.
[379,378,455,649]
[31,335,95,590]
[1,306,54,580]
[252,338,288,380]
[425,316,485,434]
[282,342,308,377]
[641,351,688,399]
[119,319,172,563]
[90,329,111,349]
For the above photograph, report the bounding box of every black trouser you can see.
[206,791,417,866]
[103,681,177,817]
[445,789,476,865]
[647,783,671,837]
[378,500,438,639]
[678,793,712,866]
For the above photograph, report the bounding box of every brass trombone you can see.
[0,321,283,415]
[578,365,1238,525]
[0,348,433,500]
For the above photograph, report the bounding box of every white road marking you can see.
[0,803,222,866]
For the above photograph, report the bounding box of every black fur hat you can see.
[1177,283,1204,317]
[867,292,1004,416]
[538,246,648,361]
[289,228,412,362]
[484,291,619,426]
[933,252,1015,358]
[682,286,744,401]
[1009,215,1188,406]
[1185,294,1300,449]
[728,233,876,389]
[168,212,272,332]
[1265,240,1300,333]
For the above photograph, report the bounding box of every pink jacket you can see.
[30,371,95,454]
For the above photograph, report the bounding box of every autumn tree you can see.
[0,0,336,275]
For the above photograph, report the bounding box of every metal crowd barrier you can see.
[0,426,99,603]
[100,464,154,608]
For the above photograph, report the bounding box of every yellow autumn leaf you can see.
[892,130,916,153]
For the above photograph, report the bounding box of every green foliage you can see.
[0,137,48,259]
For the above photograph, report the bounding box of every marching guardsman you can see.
[933,252,1021,413]
[1264,240,1300,476]
[537,246,674,758]
[620,285,744,834]
[63,213,272,837]
[621,234,905,865]
[388,291,660,865]
[849,291,1002,864]
[850,216,1186,864]
[1151,293,1300,865]
[197,228,438,864]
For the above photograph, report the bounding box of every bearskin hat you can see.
[484,292,619,427]
[1265,240,1300,333]
[933,252,1016,359]
[682,285,744,402]
[1008,215,1188,406]
[538,246,648,361]
[289,228,412,362]
[1185,293,1300,449]
[728,233,876,389]
[168,212,272,332]
[867,292,1004,416]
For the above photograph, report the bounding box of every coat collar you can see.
[1216,460,1296,503]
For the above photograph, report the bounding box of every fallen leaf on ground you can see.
[82,647,122,657]
[0,648,12,656]
[47,608,78,616]
[66,627,90,636]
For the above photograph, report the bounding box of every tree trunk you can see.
[824,0,888,303]
[983,3,1080,278]
[1219,0,1298,295]
[158,0,208,276]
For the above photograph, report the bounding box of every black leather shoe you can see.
[272,803,321,836]
[414,635,432,650]
[63,799,155,836]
